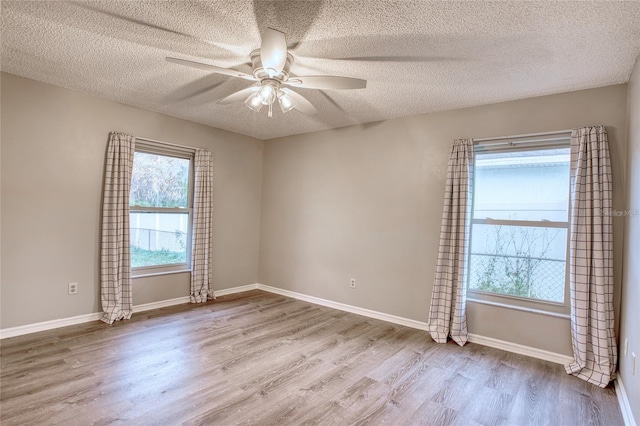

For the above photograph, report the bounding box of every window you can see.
[129,146,193,275]
[467,144,570,308]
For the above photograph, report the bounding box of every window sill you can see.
[132,269,191,279]
[467,298,570,319]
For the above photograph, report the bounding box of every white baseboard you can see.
[133,296,190,313]
[0,296,191,340]
[0,284,265,339]
[253,283,571,366]
[615,378,637,426]
[214,283,259,297]
[0,285,264,340]
[467,333,574,365]
[0,312,104,340]
[256,283,430,331]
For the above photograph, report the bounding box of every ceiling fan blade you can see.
[166,57,256,81]
[217,86,260,105]
[74,3,240,58]
[260,28,287,77]
[330,56,456,62]
[281,88,317,115]
[169,81,227,103]
[284,75,367,90]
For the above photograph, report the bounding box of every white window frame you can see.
[130,141,195,277]
[466,134,571,317]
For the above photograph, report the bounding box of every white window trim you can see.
[466,133,571,314]
[467,298,571,319]
[130,139,195,277]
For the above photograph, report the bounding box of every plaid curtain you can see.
[100,132,135,324]
[190,149,214,303]
[565,126,617,388]
[428,139,473,346]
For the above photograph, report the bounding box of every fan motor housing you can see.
[250,49,294,81]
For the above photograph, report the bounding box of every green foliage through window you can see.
[131,246,186,268]
[130,152,189,208]
[470,225,564,301]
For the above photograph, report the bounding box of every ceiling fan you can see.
[166,28,367,117]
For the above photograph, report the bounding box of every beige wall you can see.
[0,73,263,329]
[1,69,632,371]
[621,56,640,422]
[259,85,628,356]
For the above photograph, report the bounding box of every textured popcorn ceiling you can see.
[2,1,640,140]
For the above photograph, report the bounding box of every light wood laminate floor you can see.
[0,290,624,425]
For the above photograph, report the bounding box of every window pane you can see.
[130,212,189,267]
[468,224,566,303]
[473,148,570,221]
[130,152,189,208]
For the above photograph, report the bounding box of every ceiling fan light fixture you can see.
[258,83,277,105]
[244,93,263,112]
[245,80,285,116]
[278,91,296,113]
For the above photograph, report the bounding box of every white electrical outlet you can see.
[68,282,78,295]
[350,278,356,288]
[625,338,629,356]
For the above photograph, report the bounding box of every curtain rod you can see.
[476,136,570,148]
[473,129,572,143]
[135,136,196,152]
